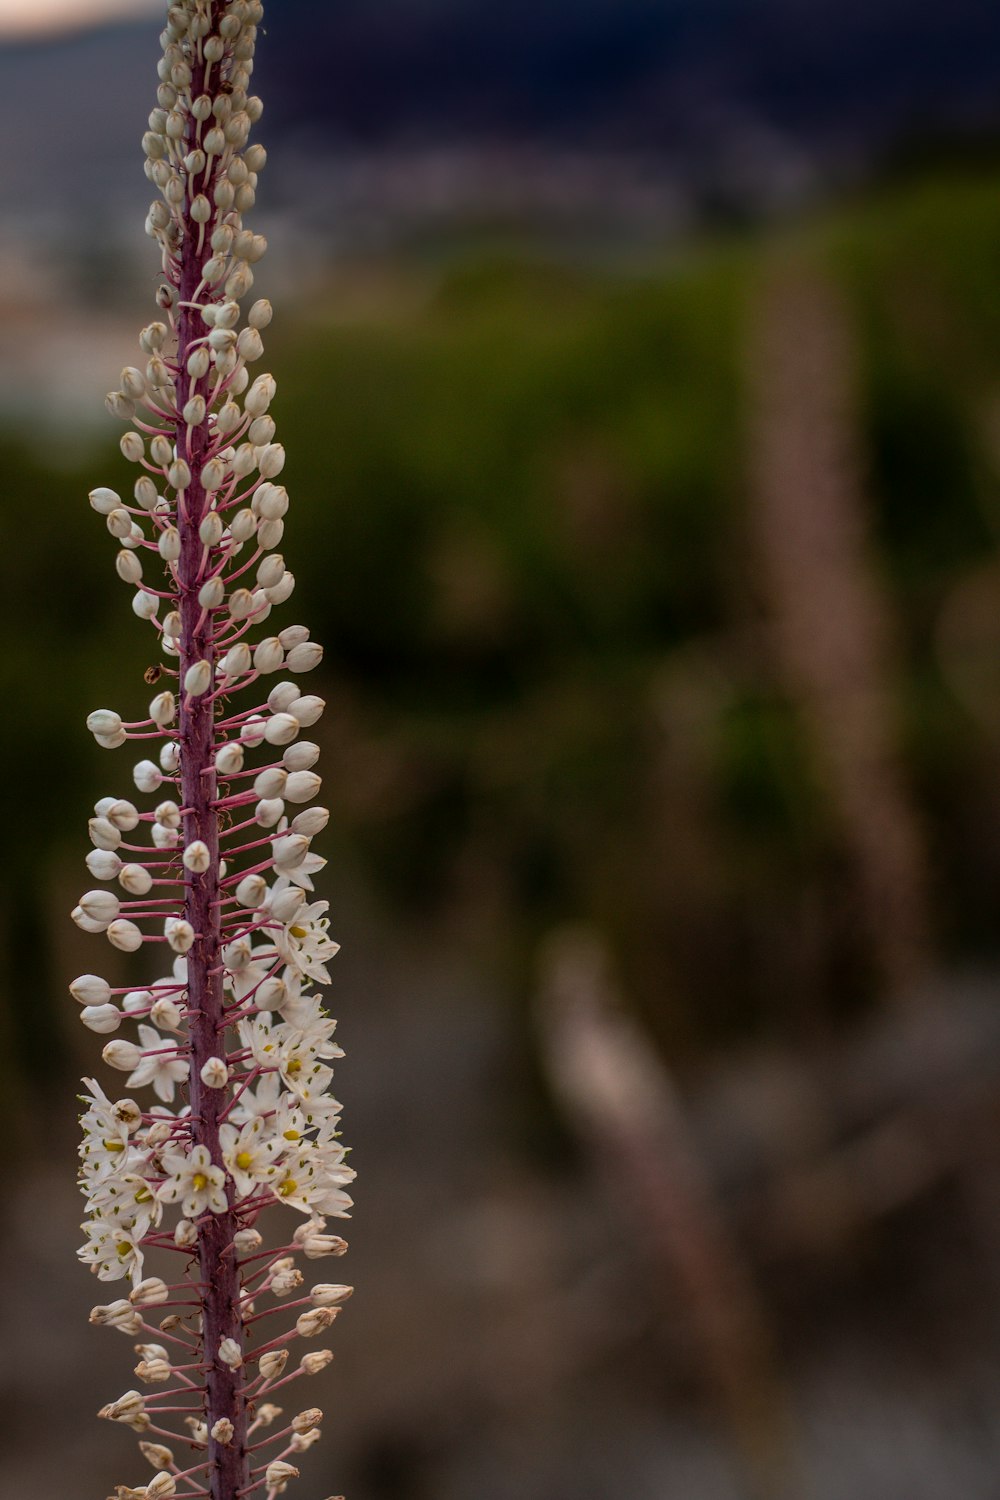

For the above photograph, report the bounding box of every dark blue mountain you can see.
[249,0,1000,156]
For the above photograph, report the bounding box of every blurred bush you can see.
[8,165,1000,1123]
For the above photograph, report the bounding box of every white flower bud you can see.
[283,740,320,772]
[273,834,309,871]
[211,1417,234,1445]
[107,799,139,831]
[284,771,321,804]
[87,708,123,737]
[105,391,135,420]
[291,806,330,837]
[287,641,323,673]
[253,767,287,800]
[256,483,288,521]
[228,587,256,620]
[167,459,192,491]
[116,549,143,585]
[121,431,145,463]
[237,327,263,361]
[133,759,163,793]
[256,553,284,589]
[184,659,212,696]
[150,434,173,466]
[215,742,245,775]
[258,1350,288,1380]
[72,905,106,934]
[265,570,295,606]
[257,442,285,479]
[199,575,225,609]
[201,457,228,491]
[160,741,180,773]
[234,1227,263,1254]
[264,713,299,746]
[200,510,224,546]
[102,1039,142,1071]
[107,510,132,546]
[254,975,286,1011]
[230,507,258,542]
[70,972,111,1005]
[81,1004,121,1034]
[187,346,211,379]
[224,937,253,973]
[248,298,272,329]
[89,817,122,851]
[267,680,300,712]
[132,588,159,620]
[255,798,284,827]
[271,884,305,922]
[121,366,146,399]
[158,526,181,562]
[150,996,182,1031]
[257,518,284,551]
[220,643,252,677]
[139,320,168,352]
[86,848,122,880]
[155,799,181,829]
[152,821,181,849]
[107,919,143,953]
[288,695,324,727]
[218,1337,243,1369]
[122,988,151,1014]
[165,917,195,954]
[119,863,153,896]
[253,636,284,673]
[235,873,267,908]
[80,889,120,924]
[240,714,267,747]
[175,1218,197,1248]
[199,1056,229,1089]
[182,840,211,873]
[150,691,176,726]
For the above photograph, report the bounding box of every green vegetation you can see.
[8,166,1000,1100]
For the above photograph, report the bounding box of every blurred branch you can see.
[537,926,803,1500]
[746,258,933,1001]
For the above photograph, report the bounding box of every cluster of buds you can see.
[73,6,352,1499]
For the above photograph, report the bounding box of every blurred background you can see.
[5,1,1000,1496]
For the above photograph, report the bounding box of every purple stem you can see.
[175,10,251,1498]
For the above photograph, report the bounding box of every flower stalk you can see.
[74,6,352,1499]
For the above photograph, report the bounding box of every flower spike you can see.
[74,7,352,1499]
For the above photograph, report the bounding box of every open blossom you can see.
[73,6,352,1499]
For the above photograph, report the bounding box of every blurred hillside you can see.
[3,0,1000,268]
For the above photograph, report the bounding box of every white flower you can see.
[219,1117,280,1200]
[126,1024,189,1103]
[78,1218,145,1287]
[157,1144,227,1216]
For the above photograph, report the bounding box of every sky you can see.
[0,0,156,36]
